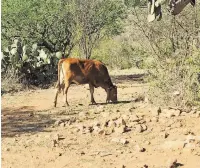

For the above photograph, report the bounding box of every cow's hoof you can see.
[54,102,57,107]
[90,101,97,105]
[62,103,69,107]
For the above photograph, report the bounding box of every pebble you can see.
[114,125,126,134]
[141,124,147,131]
[167,158,177,168]
[129,114,140,122]
[111,138,129,145]
[135,125,142,133]
[135,144,145,152]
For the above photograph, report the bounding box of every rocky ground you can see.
[2,72,200,168]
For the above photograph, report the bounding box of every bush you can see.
[1,69,25,94]
[92,38,147,69]
[146,41,200,108]
[1,38,60,86]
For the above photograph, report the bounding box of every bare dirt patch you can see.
[2,74,200,168]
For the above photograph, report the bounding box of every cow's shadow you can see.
[89,100,132,106]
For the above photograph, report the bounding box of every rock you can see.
[116,109,120,113]
[161,109,180,118]
[112,115,120,121]
[189,110,197,114]
[93,121,101,127]
[28,112,34,117]
[115,118,126,127]
[99,151,112,157]
[53,134,60,141]
[129,107,136,112]
[145,141,151,145]
[135,144,145,152]
[93,126,100,133]
[141,124,147,132]
[162,140,185,150]
[143,164,148,168]
[181,112,189,116]
[64,116,71,121]
[121,115,130,122]
[184,143,196,150]
[111,138,120,143]
[52,140,58,147]
[151,117,159,122]
[160,132,169,139]
[114,125,126,134]
[75,124,85,132]
[119,138,129,145]
[145,118,151,123]
[54,120,62,126]
[5,148,10,152]
[129,114,140,122]
[69,116,76,123]
[111,138,129,145]
[82,126,93,134]
[60,122,65,127]
[103,119,110,127]
[144,96,149,103]
[80,151,85,155]
[88,151,100,156]
[150,107,161,116]
[183,129,194,135]
[138,120,146,124]
[128,121,138,128]
[108,120,116,128]
[98,129,106,135]
[74,128,80,133]
[172,122,182,128]
[173,91,180,96]
[185,134,196,143]
[135,125,142,133]
[105,127,114,135]
[195,111,200,118]
[167,158,177,168]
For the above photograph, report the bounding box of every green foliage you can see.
[124,0,142,7]
[2,38,60,86]
[77,0,127,59]
[2,0,78,54]
[92,38,148,69]
[2,0,127,86]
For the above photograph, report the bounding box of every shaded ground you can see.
[1,73,200,168]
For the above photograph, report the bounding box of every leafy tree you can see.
[76,0,127,59]
[2,0,78,56]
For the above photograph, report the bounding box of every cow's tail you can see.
[56,59,65,91]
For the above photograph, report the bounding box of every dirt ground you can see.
[2,72,200,168]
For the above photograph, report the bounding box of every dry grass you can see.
[1,69,25,94]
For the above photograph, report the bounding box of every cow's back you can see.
[60,58,111,86]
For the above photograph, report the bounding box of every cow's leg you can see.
[106,89,110,103]
[89,83,96,105]
[54,81,59,107]
[64,81,70,107]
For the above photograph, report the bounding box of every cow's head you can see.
[107,85,117,103]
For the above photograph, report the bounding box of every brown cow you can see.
[54,58,117,107]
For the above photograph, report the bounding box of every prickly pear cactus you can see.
[2,38,62,86]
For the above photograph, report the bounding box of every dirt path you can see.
[2,74,200,168]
